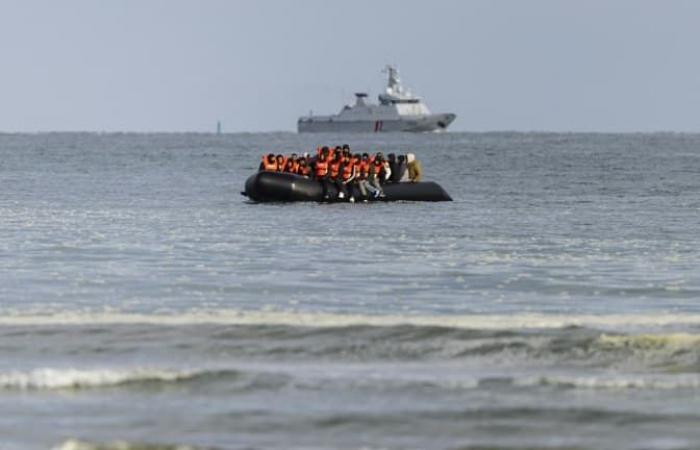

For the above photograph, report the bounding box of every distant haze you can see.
[1,0,699,132]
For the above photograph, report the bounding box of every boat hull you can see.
[244,172,452,202]
[297,113,456,133]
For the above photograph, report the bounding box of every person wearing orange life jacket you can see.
[335,152,357,202]
[282,157,296,173]
[341,144,351,159]
[353,153,375,201]
[259,153,278,172]
[326,151,344,199]
[296,157,311,177]
[289,153,300,172]
[368,152,386,198]
[313,147,332,200]
[275,154,286,172]
[352,153,369,201]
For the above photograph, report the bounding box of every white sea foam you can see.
[53,439,197,450]
[529,374,700,390]
[0,368,199,390]
[0,310,699,331]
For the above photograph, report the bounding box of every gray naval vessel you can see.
[298,66,456,133]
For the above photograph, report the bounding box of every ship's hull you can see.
[297,113,456,133]
[243,172,452,202]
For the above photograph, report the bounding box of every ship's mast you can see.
[384,65,405,96]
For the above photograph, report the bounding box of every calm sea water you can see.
[1,132,700,449]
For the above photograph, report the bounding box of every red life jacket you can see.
[329,160,341,179]
[261,156,278,171]
[358,161,370,179]
[297,164,311,177]
[372,160,383,177]
[340,161,354,181]
[315,159,329,177]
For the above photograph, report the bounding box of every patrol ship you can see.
[297,66,456,133]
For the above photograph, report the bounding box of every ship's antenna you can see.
[383,64,404,96]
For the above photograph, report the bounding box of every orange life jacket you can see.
[358,161,370,179]
[329,160,341,179]
[261,156,278,171]
[340,161,354,181]
[371,160,383,177]
[297,164,311,177]
[315,159,329,177]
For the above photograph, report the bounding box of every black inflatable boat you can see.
[243,171,452,202]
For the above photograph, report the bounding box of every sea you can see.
[1,131,700,450]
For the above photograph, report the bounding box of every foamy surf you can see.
[1,310,699,331]
[0,368,217,391]
[53,439,200,450]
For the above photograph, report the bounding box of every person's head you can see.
[397,154,405,163]
[333,151,342,161]
[290,153,298,160]
[267,153,275,162]
[321,146,329,155]
[387,153,396,162]
[361,153,369,161]
[298,157,307,166]
[375,152,384,162]
[407,153,415,163]
[342,144,350,152]
[276,154,284,163]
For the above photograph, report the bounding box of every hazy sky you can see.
[1,0,699,132]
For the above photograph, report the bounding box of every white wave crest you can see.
[53,438,198,450]
[0,368,198,391]
[1,310,700,331]
[531,374,700,390]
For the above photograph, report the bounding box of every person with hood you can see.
[406,153,423,182]
[391,154,408,183]
[387,153,398,183]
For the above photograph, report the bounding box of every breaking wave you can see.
[53,439,204,450]
[2,311,700,374]
[2,309,700,329]
[0,368,247,391]
[4,365,700,394]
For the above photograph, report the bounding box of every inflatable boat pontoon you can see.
[243,172,452,203]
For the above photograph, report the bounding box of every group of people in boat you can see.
[259,145,423,202]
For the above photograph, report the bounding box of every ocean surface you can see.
[1,131,700,450]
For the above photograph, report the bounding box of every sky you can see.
[1,0,699,132]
